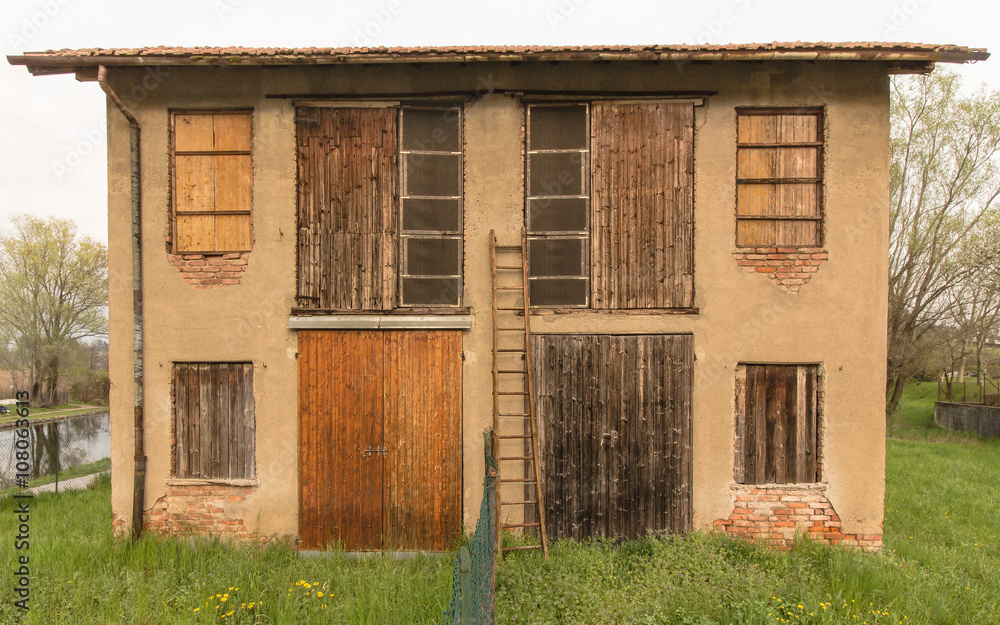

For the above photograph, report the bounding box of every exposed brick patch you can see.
[733,247,827,292]
[713,487,882,551]
[112,514,127,537]
[167,252,249,289]
[144,485,257,539]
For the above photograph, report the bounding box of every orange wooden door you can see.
[383,331,463,551]
[298,330,462,551]
[298,330,384,551]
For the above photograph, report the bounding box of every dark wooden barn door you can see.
[532,334,693,540]
[298,330,461,551]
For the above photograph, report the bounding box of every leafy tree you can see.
[887,70,1000,418]
[0,215,107,406]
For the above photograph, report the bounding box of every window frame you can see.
[734,363,820,485]
[398,105,465,308]
[524,102,592,308]
[169,109,254,255]
[734,107,825,249]
[172,361,256,481]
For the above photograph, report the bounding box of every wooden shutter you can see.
[734,364,818,484]
[173,363,255,480]
[736,109,823,247]
[296,107,399,310]
[172,112,253,253]
[590,102,694,309]
[533,334,693,540]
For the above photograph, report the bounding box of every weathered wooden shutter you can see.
[173,112,253,253]
[296,107,398,310]
[532,334,693,540]
[173,363,255,480]
[590,102,695,309]
[734,364,818,484]
[736,109,823,247]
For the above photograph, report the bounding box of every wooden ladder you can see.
[490,227,549,560]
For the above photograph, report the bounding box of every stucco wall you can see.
[106,59,888,544]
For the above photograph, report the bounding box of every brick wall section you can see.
[713,487,882,551]
[144,485,255,538]
[167,252,249,289]
[733,247,828,292]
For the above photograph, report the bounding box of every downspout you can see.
[97,65,145,541]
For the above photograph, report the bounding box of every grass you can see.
[0,403,107,426]
[1,380,997,624]
[0,458,111,497]
[890,379,999,442]
[496,436,1000,624]
[0,475,454,624]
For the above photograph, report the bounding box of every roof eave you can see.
[7,46,989,77]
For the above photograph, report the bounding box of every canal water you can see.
[0,412,110,491]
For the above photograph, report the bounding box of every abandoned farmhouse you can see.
[9,42,988,552]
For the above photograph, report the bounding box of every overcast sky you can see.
[1,0,998,244]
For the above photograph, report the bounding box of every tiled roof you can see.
[7,42,988,75]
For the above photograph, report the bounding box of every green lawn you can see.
[1,382,998,623]
[0,403,107,426]
[0,476,453,624]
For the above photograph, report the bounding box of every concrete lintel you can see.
[287,315,472,330]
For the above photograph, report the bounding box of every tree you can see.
[887,70,1000,419]
[0,215,108,406]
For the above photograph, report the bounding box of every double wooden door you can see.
[298,330,462,551]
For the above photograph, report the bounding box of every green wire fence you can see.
[440,429,497,625]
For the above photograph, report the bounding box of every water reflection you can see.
[0,412,110,489]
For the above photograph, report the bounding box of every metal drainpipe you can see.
[97,65,145,541]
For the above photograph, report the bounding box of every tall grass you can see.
[0,475,452,624]
[496,436,1000,624]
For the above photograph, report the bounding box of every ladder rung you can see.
[501,478,537,483]
[497,348,526,353]
[500,456,534,461]
[496,265,523,270]
[501,500,538,506]
[503,523,540,529]
[495,245,521,250]
[499,416,529,420]
[499,412,530,416]
[496,286,523,290]
[498,369,526,374]
[499,434,532,439]
[498,391,529,395]
[497,307,525,311]
[502,545,542,551]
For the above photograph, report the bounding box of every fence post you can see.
[459,546,472,624]
[54,423,60,494]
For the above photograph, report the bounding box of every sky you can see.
[1,0,998,244]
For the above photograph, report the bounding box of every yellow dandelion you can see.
[317,592,324,598]
[193,608,200,613]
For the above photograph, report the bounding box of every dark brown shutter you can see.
[173,363,255,480]
[532,334,693,540]
[734,364,818,485]
[296,107,399,310]
[590,102,694,309]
